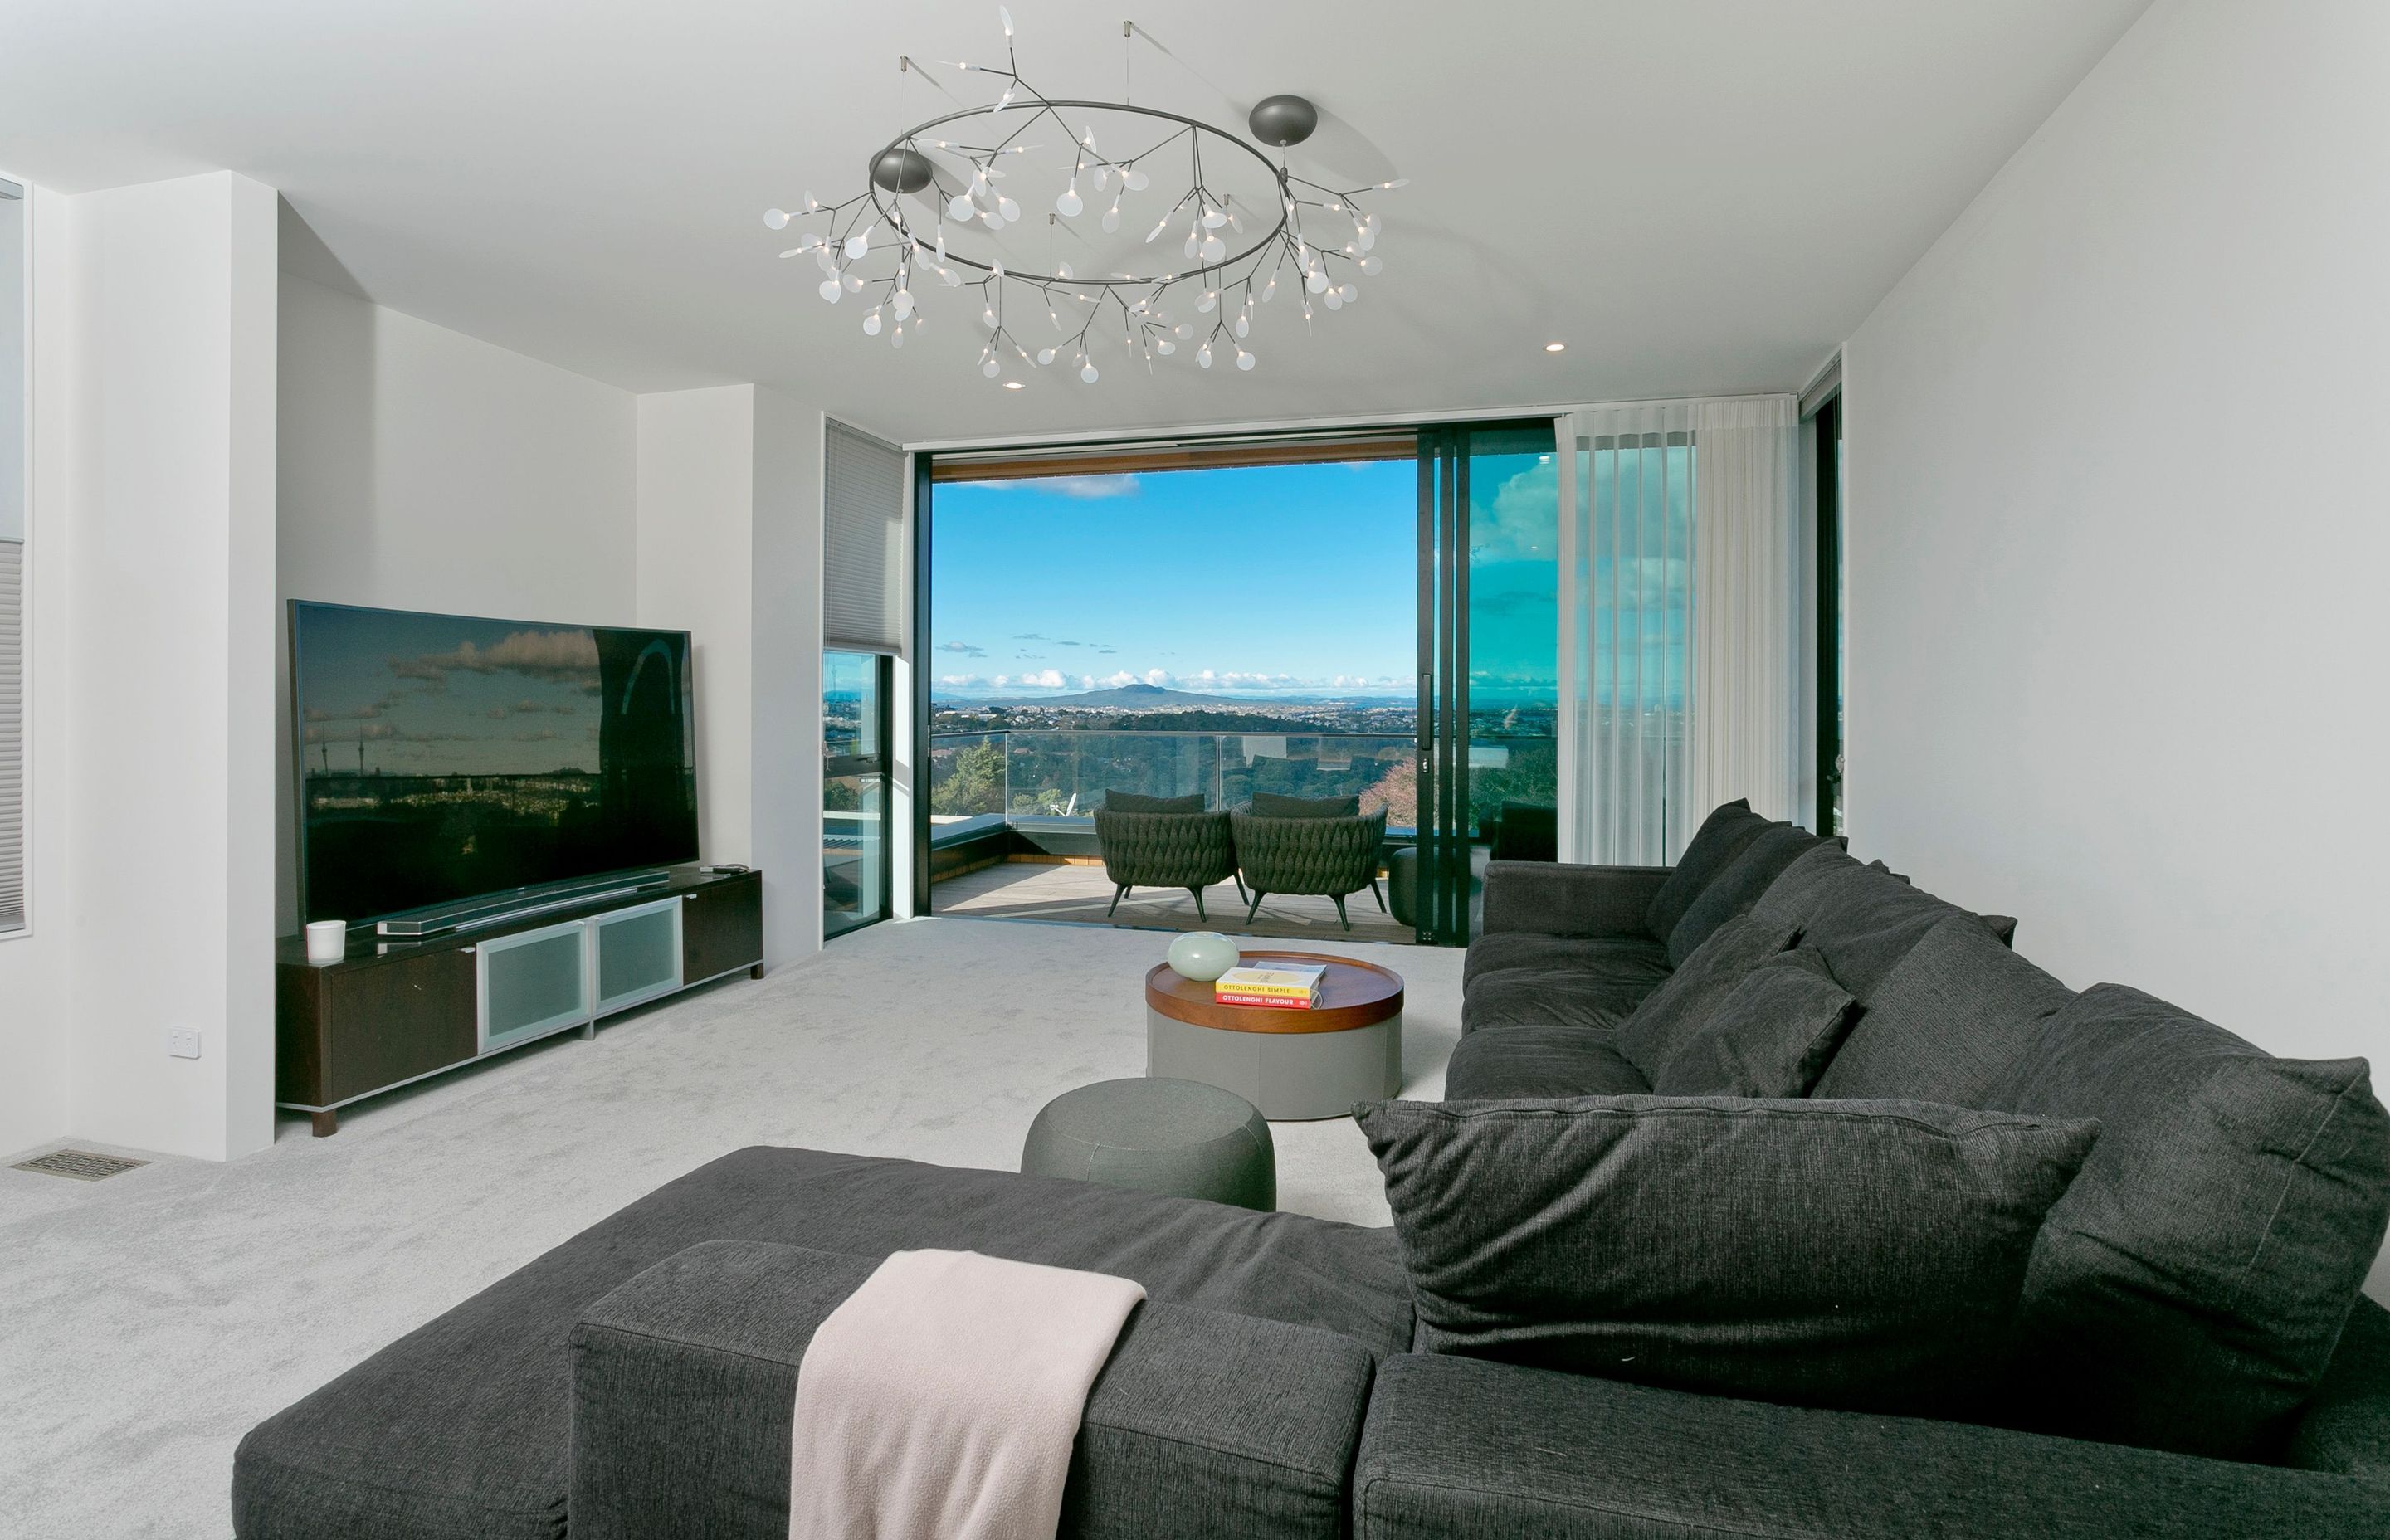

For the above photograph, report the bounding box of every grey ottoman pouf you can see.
[1022,1077,1276,1211]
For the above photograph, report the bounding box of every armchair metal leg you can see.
[1369,877,1388,914]
[1108,885,1129,917]
[1246,890,1265,924]
[1332,894,1351,931]
[1190,887,1207,921]
[1234,875,1248,904]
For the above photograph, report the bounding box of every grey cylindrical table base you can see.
[1146,1008,1402,1121]
[1021,1076,1275,1211]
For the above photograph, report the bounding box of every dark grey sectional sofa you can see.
[234,802,2390,1538]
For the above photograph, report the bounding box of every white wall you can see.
[636,386,756,865]
[45,172,280,1161]
[1846,6,2388,1070]
[275,272,639,931]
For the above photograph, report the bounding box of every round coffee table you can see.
[1143,950,1404,1121]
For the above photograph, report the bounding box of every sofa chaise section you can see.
[570,1239,1377,1540]
[231,1145,1412,1540]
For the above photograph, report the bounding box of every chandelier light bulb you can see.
[1101,201,1122,234]
[1198,289,1218,314]
[890,321,905,348]
[1055,261,1073,280]
[1236,347,1255,370]
[949,194,976,220]
[1197,340,1213,368]
[1080,362,1099,383]
[1144,211,1173,243]
[1156,337,1176,354]
[843,271,865,292]
[1036,347,1056,364]
[1306,269,1329,294]
[1199,235,1226,263]
[1324,288,1343,310]
[894,290,915,319]
[983,357,1002,378]
[844,233,870,260]
[1092,165,1110,191]
[997,195,1021,222]
[863,309,882,334]
[1124,168,1149,192]
[1233,314,1249,338]
[1360,255,1382,275]
[1173,322,1195,339]
[981,303,998,326]
[1339,283,1358,302]
[819,279,842,303]
[1202,206,1227,230]
[764,208,790,230]
[816,248,839,276]
[1056,183,1082,217]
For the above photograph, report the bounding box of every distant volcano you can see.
[964,681,1270,709]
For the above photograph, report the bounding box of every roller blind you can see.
[0,540,23,933]
[822,420,905,654]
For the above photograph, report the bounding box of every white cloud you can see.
[993,669,1069,690]
[1048,475,1141,499]
[938,673,985,688]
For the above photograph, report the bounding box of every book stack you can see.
[1215,962,1328,1011]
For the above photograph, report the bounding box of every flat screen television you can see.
[290,601,699,925]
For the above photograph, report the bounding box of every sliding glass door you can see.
[1416,422,1560,946]
[823,650,892,938]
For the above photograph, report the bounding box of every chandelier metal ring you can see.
[866,100,1292,289]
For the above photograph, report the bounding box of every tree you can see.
[930,741,1007,816]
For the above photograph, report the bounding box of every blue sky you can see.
[931,455,1562,702]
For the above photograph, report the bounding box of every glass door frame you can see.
[824,649,895,939]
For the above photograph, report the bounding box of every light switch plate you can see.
[168,1029,202,1060]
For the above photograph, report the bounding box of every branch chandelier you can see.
[763,9,1403,385]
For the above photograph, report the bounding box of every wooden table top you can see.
[1144,950,1406,1036]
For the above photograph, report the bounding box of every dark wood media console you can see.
[276,867,764,1135]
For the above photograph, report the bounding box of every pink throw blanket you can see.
[788,1250,1146,1540]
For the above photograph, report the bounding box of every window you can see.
[1,174,25,934]
[823,650,892,938]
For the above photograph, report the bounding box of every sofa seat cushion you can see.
[1460,967,1656,1035]
[1980,985,2390,1461]
[231,1146,1412,1540]
[1103,789,1205,814]
[1443,1026,1651,1101]
[1360,1095,2098,1419]
[1352,1353,2390,1540]
[1463,932,1671,989]
[1809,912,2074,1104]
[1641,799,1769,945]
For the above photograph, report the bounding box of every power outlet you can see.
[168,1029,202,1060]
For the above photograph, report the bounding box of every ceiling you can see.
[0,0,2149,446]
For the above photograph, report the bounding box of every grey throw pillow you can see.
[1641,799,1767,944]
[1651,948,1857,1098]
[1247,792,1359,819]
[1809,913,2072,1105]
[1981,984,2390,1460]
[1103,790,1205,814]
[1666,823,1822,967]
[1614,912,1801,1079]
[1359,1095,2100,1418]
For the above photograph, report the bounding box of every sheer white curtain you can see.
[1558,395,1797,865]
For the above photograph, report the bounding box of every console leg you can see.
[749,962,766,981]
[310,1109,338,1138]
[579,1020,596,1040]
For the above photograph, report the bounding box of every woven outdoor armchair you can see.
[1231,806,1389,930]
[1091,801,1241,920]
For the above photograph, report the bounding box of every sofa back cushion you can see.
[1359,1094,2100,1420]
[1651,947,1858,1098]
[1614,913,1801,1079]
[1982,984,2390,1460]
[1248,791,1360,819]
[1808,914,2074,1105]
[1104,789,1206,814]
[1752,845,1959,997]
[1641,799,1767,944]
[1666,824,1822,967]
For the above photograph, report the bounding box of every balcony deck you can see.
[932,858,1412,945]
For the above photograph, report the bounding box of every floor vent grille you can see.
[10,1149,149,1182]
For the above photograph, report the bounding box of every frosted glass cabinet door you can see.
[593,896,683,1016]
[478,920,593,1051]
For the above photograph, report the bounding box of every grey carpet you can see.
[0,917,1456,1539]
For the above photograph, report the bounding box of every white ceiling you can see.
[0,0,2149,446]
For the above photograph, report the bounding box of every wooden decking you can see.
[932,858,1413,945]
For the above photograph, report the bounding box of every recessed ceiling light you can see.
[1544,342,1567,353]
[1003,380,1025,390]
